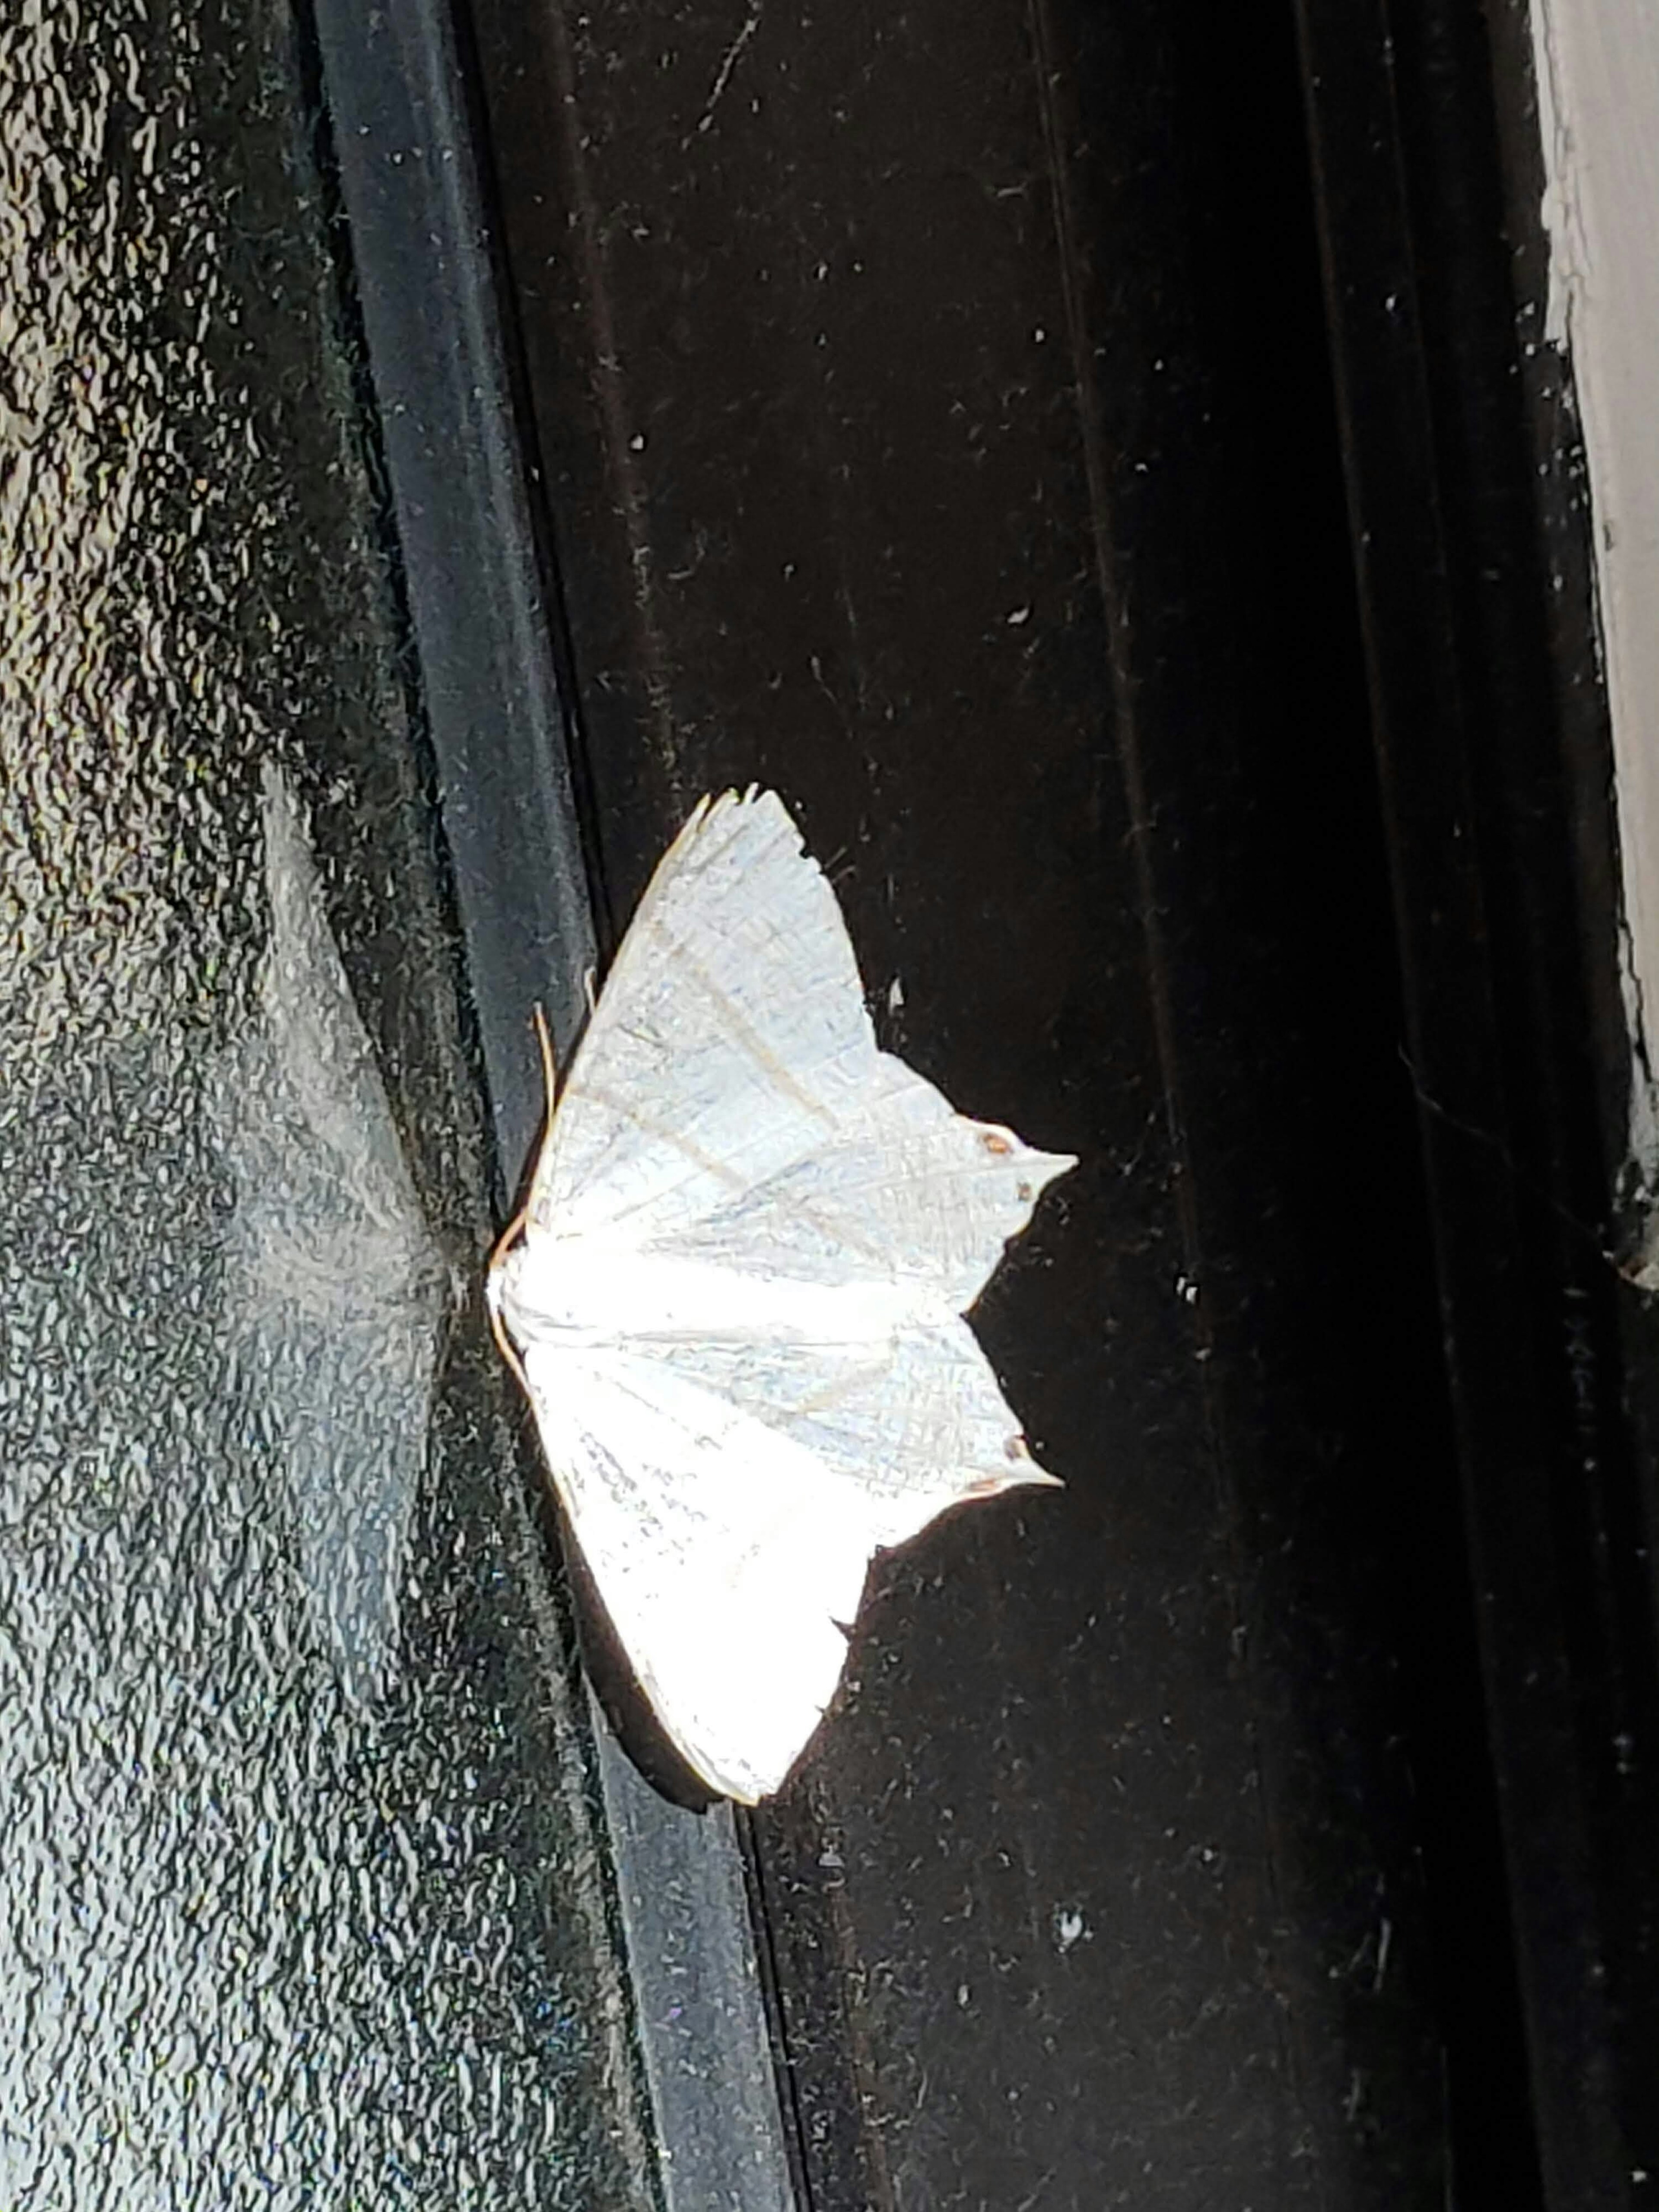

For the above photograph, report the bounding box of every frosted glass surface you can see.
[0,5,653,2203]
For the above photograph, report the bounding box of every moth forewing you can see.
[489,787,1075,1800]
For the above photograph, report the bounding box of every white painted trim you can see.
[1529,0,1659,1209]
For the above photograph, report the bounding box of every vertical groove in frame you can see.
[442,0,620,959]
[288,1,663,2205]
[1288,6,1550,2193]
[467,0,687,813]
[1020,19,1202,1354]
[731,1804,822,2212]
[296,2,803,2208]
[1021,0,1308,2154]
[300,0,600,1119]
[743,1774,899,2212]
[1287,0,1655,2196]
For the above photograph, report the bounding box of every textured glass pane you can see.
[0,4,654,2204]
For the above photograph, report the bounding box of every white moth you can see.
[487,788,1075,1802]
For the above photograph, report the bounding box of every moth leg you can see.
[487,1284,531,1399]
[488,1201,530,1277]
[486,1195,533,1396]
[532,1000,559,1105]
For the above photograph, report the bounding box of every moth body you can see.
[493,1238,924,1351]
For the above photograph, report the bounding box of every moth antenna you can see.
[521,1001,564,1227]
[532,1000,559,1102]
[582,966,599,1018]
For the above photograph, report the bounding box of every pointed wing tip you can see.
[700,782,787,823]
[1004,1423,1066,1488]
[1004,1455,1065,1492]
[687,1742,809,1805]
[957,1442,1067,1499]
[686,785,806,873]
[683,1757,769,1805]
[642,1615,837,1805]
[657,1714,792,1806]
